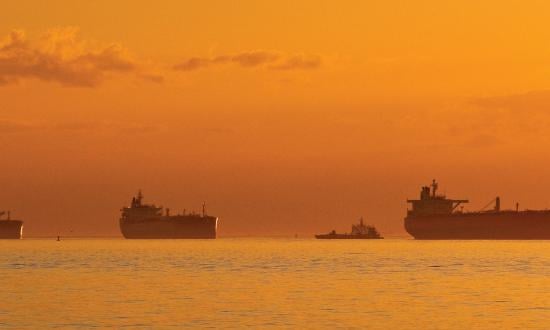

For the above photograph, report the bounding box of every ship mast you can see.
[136,190,143,206]
[431,179,438,197]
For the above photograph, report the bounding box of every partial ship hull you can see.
[120,216,218,239]
[0,220,23,239]
[315,233,383,239]
[406,211,550,240]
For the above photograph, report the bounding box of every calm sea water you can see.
[0,239,548,329]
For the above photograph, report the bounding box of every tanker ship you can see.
[119,191,218,239]
[0,211,23,239]
[405,180,550,239]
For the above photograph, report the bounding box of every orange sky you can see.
[2,1,550,236]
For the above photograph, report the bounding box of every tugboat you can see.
[0,211,23,239]
[315,218,383,239]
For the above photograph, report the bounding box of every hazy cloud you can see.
[174,50,321,72]
[53,120,159,133]
[0,118,41,133]
[464,133,503,148]
[0,117,159,134]
[173,57,212,71]
[229,51,280,67]
[467,90,550,140]
[471,90,550,112]
[269,54,321,70]
[139,73,164,84]
[0,28,161,87]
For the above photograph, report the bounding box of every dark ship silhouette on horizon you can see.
[0,211,23,239]
[8,180,550,240]
[119,191,218,239]
[315,218,383,239]
[405,180,550,239]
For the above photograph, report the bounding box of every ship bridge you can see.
[121,191,163,219]
[407,180,468,216]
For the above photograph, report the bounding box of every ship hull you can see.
[0,221,23,239]
[120,216,218,239]
[315,234,383,239]
[405,211,550,239]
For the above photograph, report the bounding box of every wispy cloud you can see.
[269,54,321,70]
[173,57,213,71]
[174,50,321,72]
[0,28,162,87]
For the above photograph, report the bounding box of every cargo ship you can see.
[405,180,550,239]
[0,211,23,239]
[119,191,218,239]
[316,218,383,239]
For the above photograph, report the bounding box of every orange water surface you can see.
[0,239,548,328]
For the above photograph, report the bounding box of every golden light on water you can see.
[1,239,549,328]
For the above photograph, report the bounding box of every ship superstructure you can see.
[405,180,550,239]
[0,211,23,239]
[119,191,218,239]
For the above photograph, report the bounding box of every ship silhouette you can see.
[119,191,218,239]
[0,211,23,239]
[315,218,383,239]
[405,180,550,239]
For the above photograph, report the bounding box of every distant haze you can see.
[2,1,550,237]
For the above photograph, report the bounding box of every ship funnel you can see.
[495,197,500,212]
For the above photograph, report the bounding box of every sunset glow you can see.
[3,1,550,237]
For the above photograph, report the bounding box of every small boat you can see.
[315,217,383,239]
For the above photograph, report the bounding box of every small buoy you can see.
[57,235,60,241]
